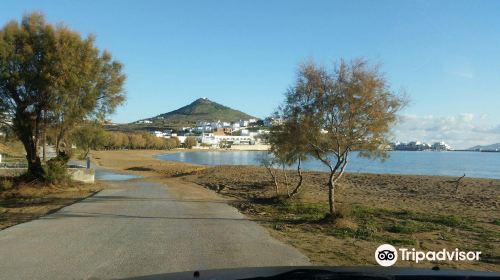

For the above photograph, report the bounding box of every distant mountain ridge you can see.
[467,143,500,150]
[143,97,256,124]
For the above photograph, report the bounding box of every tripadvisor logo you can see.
[375,244,398,266]
[375,244,481,267]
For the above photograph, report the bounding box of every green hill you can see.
[109,98,257,131]
[150,97,255,123]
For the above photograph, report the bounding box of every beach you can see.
[90,149,500,271]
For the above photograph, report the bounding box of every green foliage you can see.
[103,131,130,149]
[277,201,329,219]
[152,98,255,125]
[43,158,69,184]
[0,178,13,191]
[386,237,417,246]
[268,112,308,166]
[349,205,470,231]
[100,131,180,150]
[330,222,385,242]
[185,137,198,149]
[0,12,125,179]
[274,59,406,214]
[430,215,468,228]
[71,124,106,159]
[386,220,431,234]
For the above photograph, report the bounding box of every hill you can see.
[150,97,255,123]
[467,143,500,151]
[109,98,257,132]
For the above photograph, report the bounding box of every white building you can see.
[239,120,249,127]
[153,131,168,138]
[176,136,187,144]
[211,121,223,129]
[232,123,240,130]
[200,133,255,146]
[432,141,452,151]
[263,117,283,127]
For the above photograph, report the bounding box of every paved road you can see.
[0,177,309,279]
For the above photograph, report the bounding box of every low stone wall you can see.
[0,168,26,177]
[0,167,95,183]
[67,168,95,183]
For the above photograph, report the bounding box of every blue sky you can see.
[1,0,499,148]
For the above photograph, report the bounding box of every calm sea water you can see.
[156,151,500,179]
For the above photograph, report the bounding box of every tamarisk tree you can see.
[279,59,405,216]
[266,111,308,198]
[0,12,125,179]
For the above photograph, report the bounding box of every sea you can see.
[156,150,500,179]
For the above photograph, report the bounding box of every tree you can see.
[280,59,405,216]
[268,111,309,198]
[51,46,125,151]
[71,123,106,159]
[185,137,198,149]
[0,13,125,179]
[117,132,129,149]
[259,153,282,197]
[166,137,180,149]
[129,134,146,149]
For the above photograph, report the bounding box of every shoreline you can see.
[90,149,500,271]
[152,148,500,180]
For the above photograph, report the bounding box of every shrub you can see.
[387,220,422,234]
[44,159,69,184]
[185,137,198,149]
[0,179,13,191]
[432,215,465,227]
[329,224,377,241]
[277,201,328,220]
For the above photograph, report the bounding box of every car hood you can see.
[117,266,500,280]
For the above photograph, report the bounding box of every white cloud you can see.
[392,113,500,149]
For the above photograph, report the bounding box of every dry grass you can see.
[92,149,204,177]
[186,165,500,271]
[92,150,500,271]
[0,140,27,163]
[0,179,107,230]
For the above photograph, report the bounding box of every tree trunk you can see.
[56,128,65,153]
[21,135,44,179]
[265,166,280,197]
[328,171,335,215]
[289,158,303,198]
[42,128,47,162]
[83,148,90,159]
[328,157,348,216]
[282,165,291,198]
[42,111,46,162]
[14,109,45,179]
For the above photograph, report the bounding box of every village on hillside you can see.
[143,117,455,151]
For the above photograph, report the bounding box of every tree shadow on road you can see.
[43,210,258,222]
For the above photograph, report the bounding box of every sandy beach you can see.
[90,149,500,271]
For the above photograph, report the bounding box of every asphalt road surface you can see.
[0,176,309,279]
